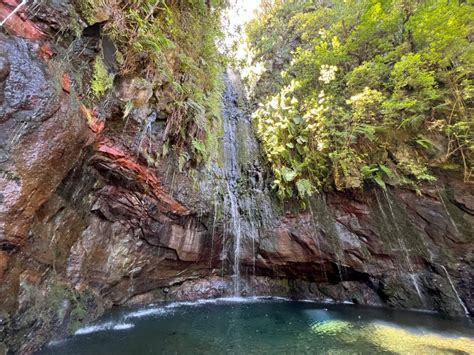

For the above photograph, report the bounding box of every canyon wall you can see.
[0,1,472,353]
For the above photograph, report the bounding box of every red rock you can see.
[39,43,53,60]
[0,1,43,40]
[96,137,190,215]
[62,72,71,93]
[0,34,94,249]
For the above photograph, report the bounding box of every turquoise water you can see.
[39,298,473,354]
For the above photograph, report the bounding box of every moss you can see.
[204,116,225,168]
[67,303,88,333]
[17,274,99,339]
[236,120,251,168]
[78,0,111,25]
[91,56,114,98]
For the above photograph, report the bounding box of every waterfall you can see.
[225,182,242,295]
[376,190,425,306]
[408,273,424,306]
[308,201,327,281]
[436,188,461,235]
[222,70,244,296]
[441,265,470,316]
[136,112,156,156]
[311,194,346,281]
[209,199,219,270]
[219,69,275,296]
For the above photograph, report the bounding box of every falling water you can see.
[436,188,461,235]
[136,112,156,156]
[221,221,227,279]
[377,190,425,306]
[313,194,345,281]
[409,273,424,305]
[244,200,257,281]
[308,200,328,281]
[441,265,470,316]
[209,199,218,270]
[219,69,275,295]
[222,70,244,296]
[226,182,242,295]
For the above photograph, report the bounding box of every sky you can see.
[222,0,262,50]
[228,0,261,27]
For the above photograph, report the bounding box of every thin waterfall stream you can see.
[222,70,244,296]
[4,1,474,353]
[441,265,470,317]
[378,190,425,306]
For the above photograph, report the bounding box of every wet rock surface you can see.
[0,2,472,354]
[254,186,473,315]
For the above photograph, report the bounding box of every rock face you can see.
[255,186,473,313]
[0,1,472,354]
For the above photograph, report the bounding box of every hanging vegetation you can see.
[245,0,473,199]
[79,0,228,164]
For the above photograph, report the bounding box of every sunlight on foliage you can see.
[245,0,474,198]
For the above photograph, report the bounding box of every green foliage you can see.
[91,56,114,97]
[246,0,474,199]
[384,53,439,128]
[21,274,95,335]
[296,178,315,198]
[81,0,227,166]
[361,164,395,189]
[178,151,188,172]
[191,138,207,163]
[79,0,109,25]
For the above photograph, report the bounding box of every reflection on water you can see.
[311,320,474,354]
[38,298,474,355]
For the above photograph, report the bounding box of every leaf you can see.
[374,174,386,189]
[192,139,206,154]
[292,116,304,125]
[353,124,376,141]
[296,136,307,144]
[162,141,169,157]
[282,167,297,182]
[361,165,378,177]
[178,152,188,172]
[415,137,434,150]
[296,178,315,197]
[379,164,394,178]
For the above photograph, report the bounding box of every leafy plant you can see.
[361,164,395,189]
[245,0,474,199]
[80,0,228,167]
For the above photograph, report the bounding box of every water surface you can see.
[39,298,474,354]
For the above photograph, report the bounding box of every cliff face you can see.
[0,1,472,353]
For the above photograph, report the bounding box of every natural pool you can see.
[39,298,473,354]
